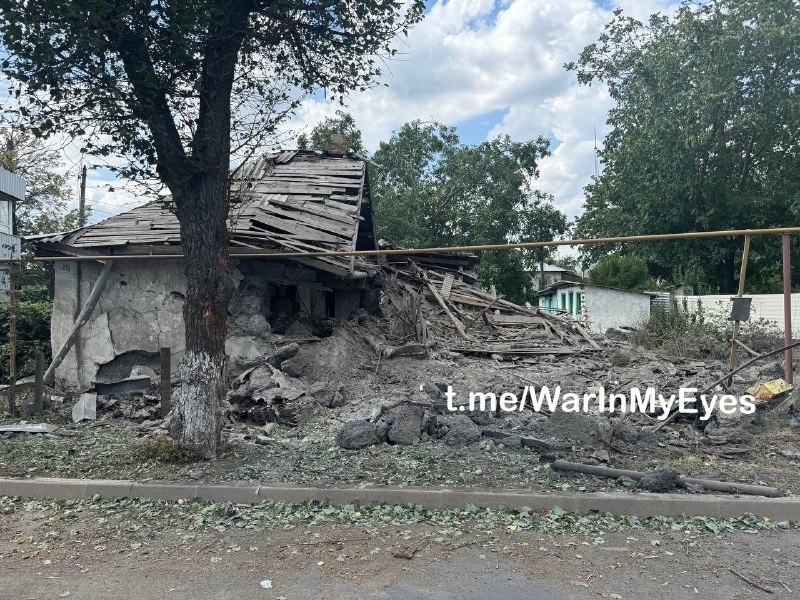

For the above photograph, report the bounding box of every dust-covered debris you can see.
[5,261,800,497]
[638,468,679,493]
[336,420,378,450]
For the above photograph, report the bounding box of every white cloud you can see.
[287,0,678,222]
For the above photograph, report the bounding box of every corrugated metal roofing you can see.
[0,166,25,202]
[35,151,368,276]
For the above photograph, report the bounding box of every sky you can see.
[76,0,680,226]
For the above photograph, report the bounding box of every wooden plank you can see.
[256,201,354,235]
[159,347,171,417]
[324,199,361,213]
[248,217,349,244]
[32,352,45,414]
[486,314,546,325]
[440,273,454,299]
[278,199,359,225]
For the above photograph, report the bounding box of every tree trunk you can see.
[539,257,546,291]
[172,170,234,458]
[716,249,737,294]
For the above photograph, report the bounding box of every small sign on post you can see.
[159,347,171,417]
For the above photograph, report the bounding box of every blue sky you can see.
[75,0,679,224]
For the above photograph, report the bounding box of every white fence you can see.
[681,293,800,337]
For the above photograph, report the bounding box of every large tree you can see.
[0,121,82,236]
[570,0,800,293]
[0,0,423,457]
[371,121,568,303]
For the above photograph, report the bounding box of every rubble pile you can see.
[8,259,799,497]
[379,260,600,358]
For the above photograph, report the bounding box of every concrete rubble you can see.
[11,261,799,497]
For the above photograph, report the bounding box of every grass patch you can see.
[135,436,202,464]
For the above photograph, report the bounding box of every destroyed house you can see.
[33,150,379,391]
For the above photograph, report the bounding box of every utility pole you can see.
[79,164,87,228]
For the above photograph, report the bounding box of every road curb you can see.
[1,477,799,520]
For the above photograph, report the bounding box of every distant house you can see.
[535,281,652,335]
[0,167,24,300]
[530,262,582,292]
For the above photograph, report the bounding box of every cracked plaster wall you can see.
[51,256,364,390]
[52,259,188,391]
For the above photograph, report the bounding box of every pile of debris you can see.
[378,258,600,359]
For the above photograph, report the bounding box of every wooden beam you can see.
[32,352,45,414]
[159,347,171,417]
[43,261,115,385]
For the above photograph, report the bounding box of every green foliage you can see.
[0,122,81,236]
[631,299,783,360]
[371,121,568,302]
[0,495,785,539]
[588,253,652,291]
[0,298,52,380]
[297,110,366,155]
[549,255,581,273]
[0,1,425,182]
[570,0,800,293]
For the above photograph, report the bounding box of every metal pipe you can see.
[551,459,781,498]
[2,226,800,264]
[728,235,751,384]
[783,233,793,384]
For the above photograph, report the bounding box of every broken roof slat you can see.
[35,151,371,276]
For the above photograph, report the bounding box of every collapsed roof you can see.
[33,150,376,278]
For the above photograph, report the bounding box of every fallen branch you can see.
[728,568,774,594]
[551,459,781,497]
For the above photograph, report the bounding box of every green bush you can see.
[632,299,784,360]
[0,298,52,380]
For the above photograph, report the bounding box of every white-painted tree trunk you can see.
[174,350,226,458]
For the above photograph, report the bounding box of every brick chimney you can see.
[326,133,349,155]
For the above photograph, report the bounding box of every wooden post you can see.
[7,263,17,417]
[783,233,793,384]
[728,235,751,384]
[159,347,171,417]
[32,352,45,414]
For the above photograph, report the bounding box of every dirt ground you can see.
[1,495,798,599]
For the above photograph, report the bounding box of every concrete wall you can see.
[582,286,651,334]
[51,256,369,390]
[52,259,187,390]
[682,293,800,337]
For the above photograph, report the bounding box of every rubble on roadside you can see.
[4,262,800,497]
